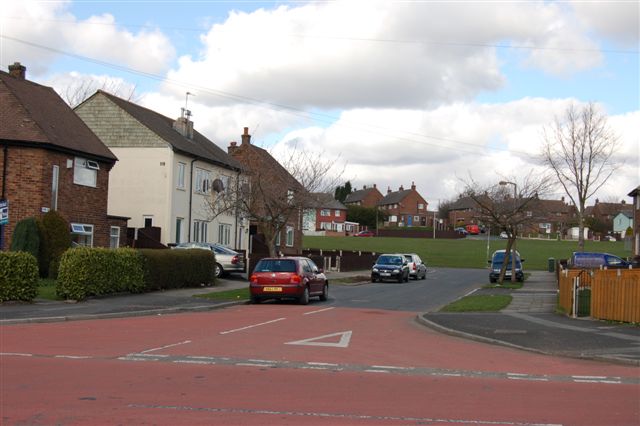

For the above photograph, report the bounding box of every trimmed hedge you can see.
[38,210,72,279]
[10,217,40,259]
[57,247,145,300]
[140,248,216,291]
[0,251,39,302]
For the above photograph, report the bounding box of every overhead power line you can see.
[2,34,536,157]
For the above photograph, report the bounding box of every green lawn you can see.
[37,279,63,301]
[194,288,250,300]
[303,236,631,270]
[440,294,513,312]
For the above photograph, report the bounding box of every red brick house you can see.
[303,193,357,236]
[227,128,304,256]
[0,62,127,250]
[344,184,383,208]
[379,183,429,227]
[586,199,631,234]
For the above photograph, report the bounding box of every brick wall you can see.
[1,145,116,249]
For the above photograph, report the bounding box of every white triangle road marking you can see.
[285,331,352,348]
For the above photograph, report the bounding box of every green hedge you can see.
[57,247,145,300]
[140,249,216,291]
[0,251,39,302]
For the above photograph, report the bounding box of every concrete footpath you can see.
[1,270,639,365]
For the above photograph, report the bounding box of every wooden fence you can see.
[558,267,640,323]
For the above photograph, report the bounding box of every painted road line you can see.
[307,362,339,367]
[173,360,214,365]
[54,355,92,359]
[365,369,390,373]
[371,365,412,371]
[285,330,352,347]
[0,352,33,357]
[140,340,192,354]
[236,362,275,368]
[219,318,286,335]
[128,353,169,358]
[303,307,335,315]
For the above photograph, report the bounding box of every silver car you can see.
[403,253,427,280]
[173,242,245,278]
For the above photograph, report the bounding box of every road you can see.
[1,271,638,425]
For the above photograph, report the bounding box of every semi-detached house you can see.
[75,90,247,250]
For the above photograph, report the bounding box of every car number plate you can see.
[380,272,391,277]
[263,287,282,292]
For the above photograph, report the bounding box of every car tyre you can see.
[250,296,260,304]
[404,272,409,282]
[214,263,223,278]
[319,283,328,301]
[397,274,403,283]
[299,286,310,305]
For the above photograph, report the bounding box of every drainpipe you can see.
[234,169,240,249]
[0,143,7,250]
[188,158,197,241]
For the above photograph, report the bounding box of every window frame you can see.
[177,162,186,190]
[110,226,120,249]
[285,225,294,247]
[73,157,98,188]
[71,223,94,247]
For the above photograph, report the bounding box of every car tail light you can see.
[290,274,302,284]
[231,255,239,264]
[250,274,257,284]
[413,264,416,271]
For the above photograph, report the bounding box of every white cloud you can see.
[45,71,137,107]
[572,2,640,46]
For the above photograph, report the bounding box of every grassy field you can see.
[303,236,632,270]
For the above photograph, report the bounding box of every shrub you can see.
[140,248,216,291]
[57,247,145,300]
[38,210,72,278]
[10,217,41,259]
[0,251,39,302]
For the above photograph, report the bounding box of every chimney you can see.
[173,108,194,139]
[387,186,392,194]
[373,184,377,189]
[399,185,404,191]
[241,127,251,145]
[8,62,26,80]
[363,185,367,189]
[228,141,238,155]
[411,181,416,191]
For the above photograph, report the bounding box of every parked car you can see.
[173,242,245,278]
[249,257,328,305]
[403,253,427,280]
[488,249,524,283]
[371,254,410,283]
[454,227,468,236]
[354,230,375,237]
[465,224,480,235]
[603,235,617,242]
[499,231,509,239]
[570,252,630,269]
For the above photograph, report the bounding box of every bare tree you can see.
[464,172,552,283]
[60,78,137,108]
[541,102,619,251]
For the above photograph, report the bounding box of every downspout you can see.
[234,168,240,249]
[188,158,197,241]
[0,143,7,250]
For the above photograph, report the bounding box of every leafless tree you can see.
[541,102,619,251]
[463,172,552,283]
[60,78,137,108]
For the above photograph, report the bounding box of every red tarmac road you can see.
[2,305,639,425]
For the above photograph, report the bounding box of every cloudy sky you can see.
[1,0,638,207]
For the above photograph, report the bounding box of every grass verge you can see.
[440,294,512,312]
[194,288,249,300]
[37,279,63,301]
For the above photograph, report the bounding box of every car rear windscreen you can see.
[255,259,297,273]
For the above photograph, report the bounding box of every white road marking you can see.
[173,360,212,365]
[54,355,91,359]
[371,365,411,370]
[365,369,390,373]
[219,318,286,335]
[285,330,352,348]
[303,307,335,315]
[140,340,192,354]
[236,362,273,368]
[0,352,33,357]
[307,362,339,367]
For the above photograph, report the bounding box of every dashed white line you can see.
[173,360,213,365]
[54,355,91,359]
[140,340,192,354]
[307,362,339,367]
[219,318,286,335]
[303,307,335,315]
[236,362,274,368]
[365,369,390,374]
[0,352,33,357]
[371,365,411,370]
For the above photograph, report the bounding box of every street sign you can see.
[0,199,8,225]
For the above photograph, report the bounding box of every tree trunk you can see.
[499,238,514,284]
[577,212,585,252]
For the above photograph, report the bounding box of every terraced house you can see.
[0,62,127,250]
[75,91,247,250]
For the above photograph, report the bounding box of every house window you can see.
[218,223,231,246]
[51,165,59,210]
[177,162,186,189]
[175,218,183,243]
[389,215,398,222]
[110,226,120,249]
[321,209,330,217]
[418,203,424,210]
[193,220,208,242]
[143,216,153,228]
[335,210,340,217]
[73,157,98,187]
[71,223,93,247]
[287,189,294,204]
[526,211,533,217]
[195,168,211,194]
[274,230,281,247]
[414,216,420,221]
[286,225,294,247]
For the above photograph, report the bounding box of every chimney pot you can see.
[241,127,251,145]
[411,181,416,190]
[363,185,367,189]
[8,62,26,80]
[387,186,392,194]
[373,183,377,189]
[399,185,404,191]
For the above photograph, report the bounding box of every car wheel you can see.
[214,263,223,278]
[299,286,310,305]
[397,274,403,283]
[404,272,409,282]
[250,296,260,304]
[421,270,426,280]
[490,277,497,283]
[319,283,328,301]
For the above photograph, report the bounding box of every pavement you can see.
[1,269,639,366]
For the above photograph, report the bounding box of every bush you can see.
[57,247,145,300]
[139,248,216,291]
[0,251,39,302]
[38,210,72,278]
[10,217,41,259]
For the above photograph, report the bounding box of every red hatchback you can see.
[249,257,328,305]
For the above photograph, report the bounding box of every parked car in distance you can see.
[454,227,468,236]
[173,242,245,278]
[603,235,617,242]
[499,231,509,239]
[465,224,480,235]
[403,253,427,280]
[570,252,630,269]
[371,254,410,283]
[488,249,524,283]
[354,230,375,237]
[249,257,328,305]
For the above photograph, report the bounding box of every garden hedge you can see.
[140,248,216,291]
[0,251,39,302]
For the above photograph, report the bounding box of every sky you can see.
[1,0,638,209]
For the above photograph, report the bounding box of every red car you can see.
[354,230,375,237]
[249,257,328,305]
